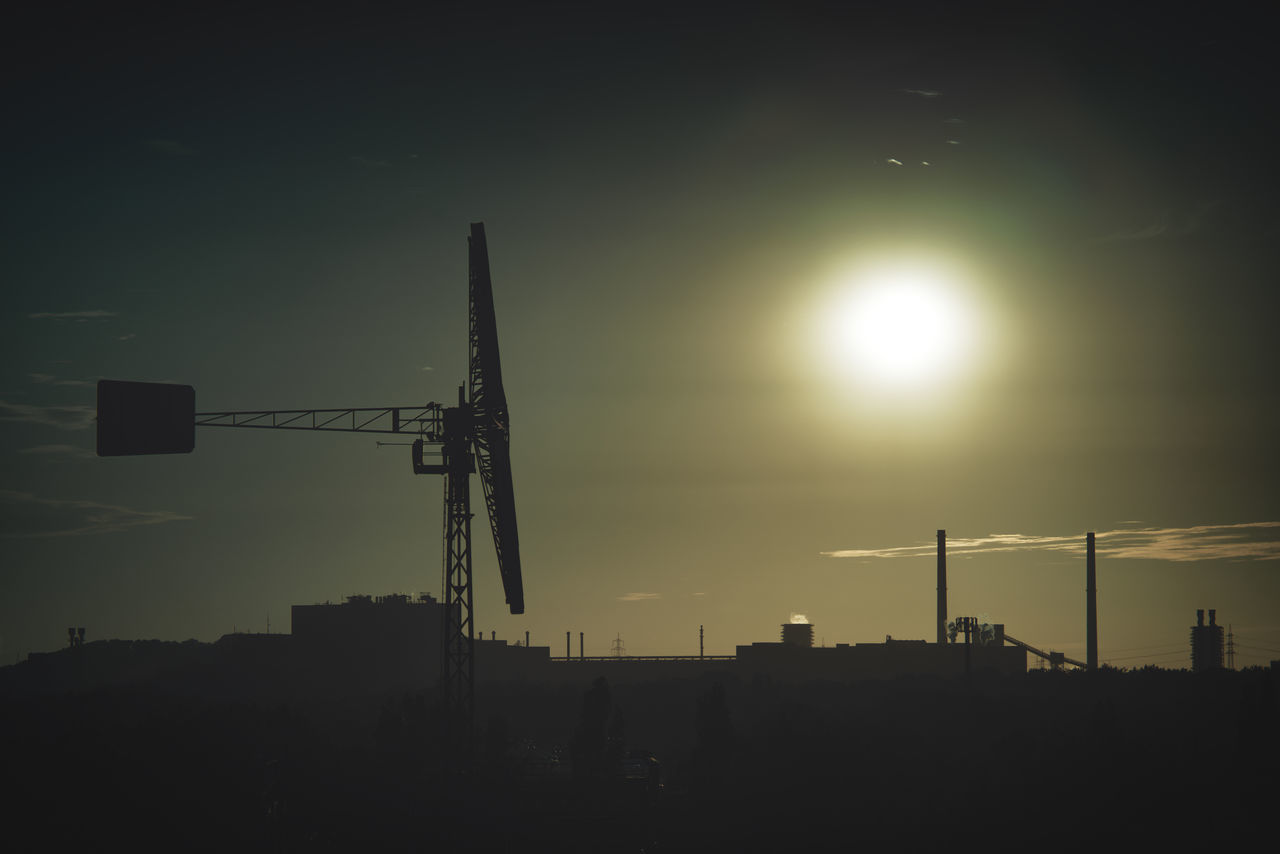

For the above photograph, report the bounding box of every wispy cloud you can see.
[617,592,661,602]
[18,444,94,459]
[1097,201,1222,244]
[28,310,117,320]
[823,522,1280,563]
[0,400,95,430]
[903,88,941,98]
[0,490,191,538]
[1101,223,1168,243]
[144,138,196,156]
[28,373,93,387]
[1098,523,1280,561]
[117,333,136,342]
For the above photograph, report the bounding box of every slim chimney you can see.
[1086,532,1098,671]
[566,631,570,658]
[700,625,704,659]
[525,630,530,647]
[937,529,947,645]
[579,631,584,660]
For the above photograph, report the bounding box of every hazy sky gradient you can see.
[4,2,1278,668]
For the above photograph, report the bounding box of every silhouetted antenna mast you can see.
[611,634,626,658]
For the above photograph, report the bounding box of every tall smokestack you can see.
[1086,532,1098,671]
[579,631,584,660]
[937,529,947,645]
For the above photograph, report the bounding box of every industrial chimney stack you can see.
[1086,531,1098,671]
[937,529,947,645]
[1190,608,1225,671]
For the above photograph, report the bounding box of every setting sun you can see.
[821,260,977,389]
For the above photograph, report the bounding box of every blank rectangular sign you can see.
[97,380,195,456]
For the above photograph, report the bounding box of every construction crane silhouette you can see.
[96,222,524,761]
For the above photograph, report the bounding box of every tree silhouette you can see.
[690,681,736,792]
[572,676,618,782]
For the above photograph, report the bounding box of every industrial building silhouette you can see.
[270,528,1126,692]
[16,529,1137,697]
[1190,608,1225,672]
[281,592,1026,693]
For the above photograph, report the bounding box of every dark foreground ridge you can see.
[2,641,1275,852]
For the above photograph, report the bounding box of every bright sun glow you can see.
[821,260,976,389]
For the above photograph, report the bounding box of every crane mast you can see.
[412,389,479,754]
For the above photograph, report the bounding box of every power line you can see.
[1232,642,1280,654]
[1105,650,1189,662]
[1105,645,1182,660]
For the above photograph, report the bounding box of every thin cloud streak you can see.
[28,310,118,319]
[0,400,95,430]
[0,490,192,538]
[616,592,661,601]
[823,522,1280,563]
[144,138,196,156]
[28,373,93,387]
[1096,201,1222,244]
[18,444,95,458]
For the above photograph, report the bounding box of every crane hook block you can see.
[97,380,195,456]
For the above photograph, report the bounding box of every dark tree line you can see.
[3,662,1275,851]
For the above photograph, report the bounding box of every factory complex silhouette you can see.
[9,591,1026,701]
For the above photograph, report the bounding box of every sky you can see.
[4,1,1278,668]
